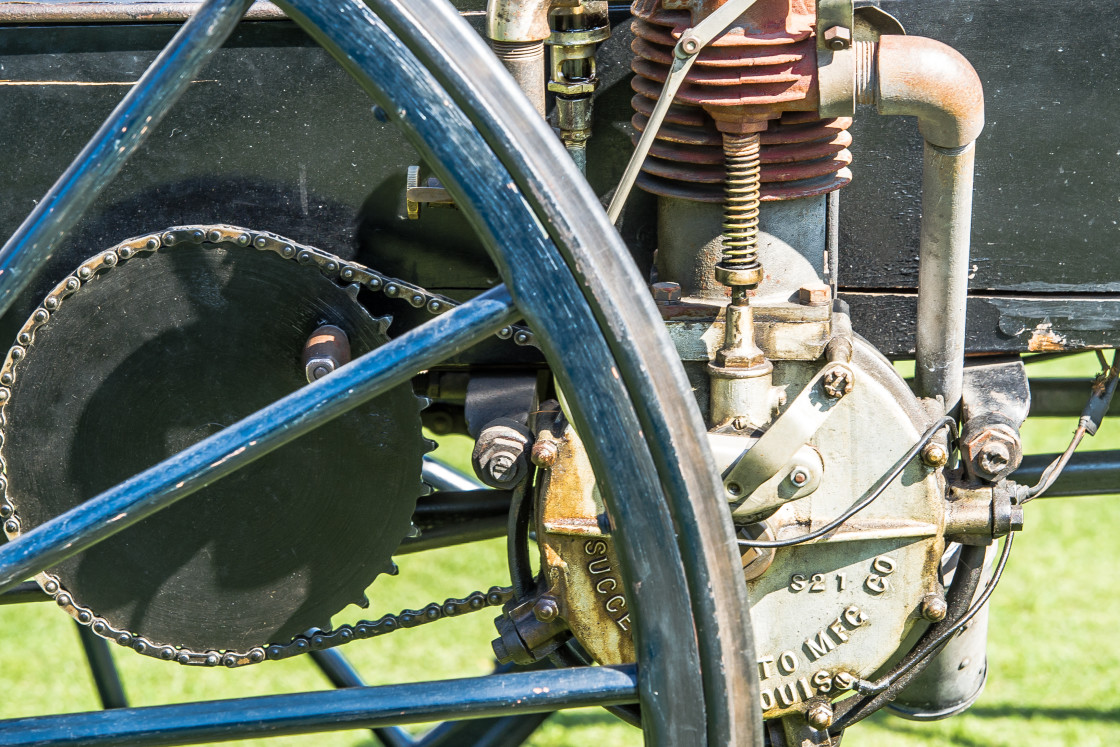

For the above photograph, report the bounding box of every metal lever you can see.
[607,0,759,223]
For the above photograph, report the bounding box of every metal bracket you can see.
[721,361,854,506]
[816,0,855,117]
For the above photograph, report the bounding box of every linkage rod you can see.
[0,0,253,319]
[0,665,637,747]
[0,287,519,595]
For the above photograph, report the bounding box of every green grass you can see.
[1,356,1118,745]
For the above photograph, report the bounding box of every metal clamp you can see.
[816,0,855,117]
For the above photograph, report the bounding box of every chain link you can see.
[0,224,522,667]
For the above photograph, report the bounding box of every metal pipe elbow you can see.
[486,0,553,42]
[859,36,984,149]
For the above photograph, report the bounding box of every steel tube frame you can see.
[0,286,519,594]
[1014,450,1120,498]
[0,0,254,320]
[0,665,638,746]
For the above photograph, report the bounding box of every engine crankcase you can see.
[537,336,946,720]
[0,228,426,658]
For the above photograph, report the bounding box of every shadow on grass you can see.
[354,709,633,747]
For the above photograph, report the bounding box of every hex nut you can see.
[650,281,681,305]
[823,25,852,50]
[473,428,531,488]
[798,283,831,307]
[963,423,1022,480]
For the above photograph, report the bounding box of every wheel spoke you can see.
[0,0,252,319]
[0,287,519,594]
[0,665,638,746]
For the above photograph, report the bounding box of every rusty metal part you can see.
[530,437,560,468]
[798,283,830,307]
[651,281,683,304]
[0,1,284,23]
[487,0,553,43]
[632,104,853,202]
[630,0,854,202]
[919,442,949,469]
[472,421,533,488]
[962,423,1021,482]
[302,325,351,383]
[535,423,636,667]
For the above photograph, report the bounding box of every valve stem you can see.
[715,131,764,302]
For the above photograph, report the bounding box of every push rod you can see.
[0,0,253,319]
[0,665,637,747]
[0,287,519,595]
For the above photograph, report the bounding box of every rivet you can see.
[238,233,251,246]
[162,233,177,246]
[145,238,159,250]
[10,348,23,361]
[77,267,92,280]
[102,253,117,266]
[385,284,398,296]
[205,654,219,666]
[77,610,92,623]
[45,298,58,310]
[178,653,191,664]
[497,327,513,340]
[4,519,18,534]
[325,261,338,273]
[0,504,11,519]
[119,247,134,259]
[341,267,354,280]
[368,277,383,290]
[514,331,530,345]
[281,245,295,257]
[117,633,132,647]
[33,310,48,322]
[190,230,204,243]
[18,333,30,345]
[133,640,148,654]
[427,300,442,313]
[43,580,58,594]
[160,647,175,660]
[56,593,71,607]
[207,230,222,243]
[92,621,106,634]
[0,388,10,402]
[254,236,268,249]
[0,374,10,386]
[249,650,265,662]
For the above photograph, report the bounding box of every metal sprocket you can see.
[0,224,517,667]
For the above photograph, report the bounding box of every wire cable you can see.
[737,415,956,549]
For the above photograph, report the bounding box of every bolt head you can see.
[920,442,949,469]
[806,701,834,730]
[533,597,560,622]
[832,672,855,691]
[650,281,682,305]
[920,594,948,622]
[789,467,811,487]
[798,283,831,307]
[977,442,1011,474]
[823,25,852,50]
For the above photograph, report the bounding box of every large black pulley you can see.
[0,231,425,655]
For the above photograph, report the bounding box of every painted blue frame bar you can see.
[0,0,254,319]
[0,665,638,746]
[0,285,519,594]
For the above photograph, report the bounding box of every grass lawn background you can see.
[0,353,1116,745]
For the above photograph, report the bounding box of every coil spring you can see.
[721,132,762,280]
